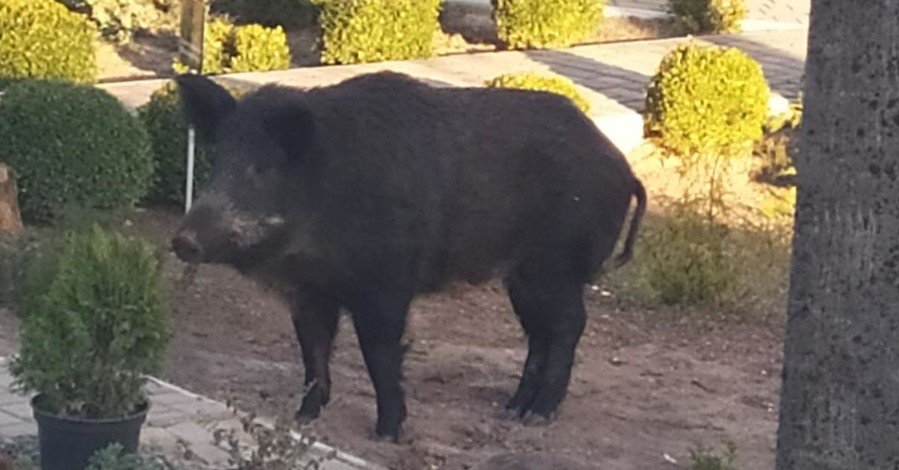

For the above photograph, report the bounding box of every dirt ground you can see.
[91,193,782,470]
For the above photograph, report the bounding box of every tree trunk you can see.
[775,0,899,468]
[0,164,22,234]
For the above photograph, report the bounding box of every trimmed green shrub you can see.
[312,0,442,65]
[137,82,246,206]
[0,80,154,224]
[56,0,180,44]
[173,16,291,74]
[9,225,170,419]
[669,0,746,34]
[0,0,98,89]
[644,44,770,158]
[485,72,591,114]
[491,0,605,49]
[230,23,292,73]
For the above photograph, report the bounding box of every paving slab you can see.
[0,357,381,470]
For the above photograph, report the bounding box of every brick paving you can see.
[0,357,378,470]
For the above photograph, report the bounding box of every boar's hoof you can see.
[294,406,320,425]
[521,411,553,427]
[373,423,403,444]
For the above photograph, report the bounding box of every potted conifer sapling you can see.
[7,225,170,470]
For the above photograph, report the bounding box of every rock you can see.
[0,165,22,234]
[473,452,596,470]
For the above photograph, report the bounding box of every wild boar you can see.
[170,71,647,442]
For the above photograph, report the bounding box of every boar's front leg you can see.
[348,295,412,442]
[290,290,341,424]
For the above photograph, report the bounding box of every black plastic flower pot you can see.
[31,394,150,470]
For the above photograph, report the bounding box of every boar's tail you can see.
[614,178,647,268]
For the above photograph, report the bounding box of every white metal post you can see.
[185,125,196,213]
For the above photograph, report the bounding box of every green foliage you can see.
[230,24,292,73]
[753,98,802,187]
[491,0,605,49]
[0,0,98,89]
[485,72,591,114]
[56,0,180,44]
[639,203,737,306]
[313,0,441,65]
[669,0,746,34]
[0,230,45,310]
[212,406,336,469]
[173,16,292,74]
[644,43,770,159]
[8,225,170,420]
[86,443,166,470]
[0,79,154,224]
[137,82,246,206]
[689,442,739,470]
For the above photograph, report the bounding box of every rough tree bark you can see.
[775,0,899,469]
[0,164,22,234]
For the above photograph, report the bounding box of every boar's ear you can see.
[173,74,237,141]
[261,106,315,166]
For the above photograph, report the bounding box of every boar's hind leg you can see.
[290,290,341,424]
[349,296,412,442]
[504,270,586,422]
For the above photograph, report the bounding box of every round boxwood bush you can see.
[644,44,770,158]
[0,0,98,89]
[137,82,245,206]
[313,0,442,65]
[485,72,591,114]
[491,0,605,49]
[0,79,154,223]
[668,0,746,34]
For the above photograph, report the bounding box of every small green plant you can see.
[669,0,746,34]
[485,72,591,114]
[689,441,739,470]
[312,0,442,65]
[491,0,605,49]
[644,43,770,160]
[0,0,98,89]
[0,79,154,224]
[56,0,180,44]
[211,403,336,470]
[86,443,166,470]
[8,225,170,419]
[173,16,291,74]
[639,202,738,306]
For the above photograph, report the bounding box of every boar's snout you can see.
[171,231,204,264]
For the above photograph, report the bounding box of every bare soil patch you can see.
[72,196,782,470]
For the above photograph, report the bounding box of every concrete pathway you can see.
[101,28,807,155]
[0,357,379,470]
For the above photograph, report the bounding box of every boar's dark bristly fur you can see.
[170,71,647,442]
